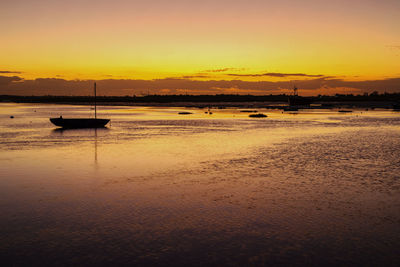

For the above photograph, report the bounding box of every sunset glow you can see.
[2,2,400,265]
[1,0,400,95]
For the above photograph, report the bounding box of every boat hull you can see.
[50,118,110,128]
[249,113,267,118]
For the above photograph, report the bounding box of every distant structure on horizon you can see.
[288,86,312,107]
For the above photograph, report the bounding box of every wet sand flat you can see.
[0,103,399,266]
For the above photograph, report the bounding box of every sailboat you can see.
[50,83,110,128]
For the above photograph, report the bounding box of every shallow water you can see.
[1,103,399,266]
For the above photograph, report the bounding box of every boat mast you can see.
[94,82,97,119]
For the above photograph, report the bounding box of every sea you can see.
[0,103,399,266]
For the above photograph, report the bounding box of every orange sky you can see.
[1,0,399,95]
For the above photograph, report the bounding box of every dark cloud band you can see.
[1,75,399,96]
[227,72,325,78]
[0,71,22,74]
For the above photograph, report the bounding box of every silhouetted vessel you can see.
[50,117,109,128]
[50,83,110,128]
[249,113,267,118]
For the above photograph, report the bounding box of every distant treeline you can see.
[1,92,400,104]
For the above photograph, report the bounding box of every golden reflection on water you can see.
[0,103,399,265]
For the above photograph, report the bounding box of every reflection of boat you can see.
[393,103,400,111]
[283,107,298,111]
[50,83,110,128]
[240,110,258,113]
[338,110,352,113]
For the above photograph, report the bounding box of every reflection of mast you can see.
[94,128,98,165]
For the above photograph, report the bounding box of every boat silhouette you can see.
[249,113,267,118]
[50,83,110,128]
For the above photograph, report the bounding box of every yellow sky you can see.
[1,0,400,84]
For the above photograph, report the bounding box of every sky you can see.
[1,0,399,96]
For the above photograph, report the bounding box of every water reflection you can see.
[51,127,109,168]
[0,103,399,266]
[95,128,97,164]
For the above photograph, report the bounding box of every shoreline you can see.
[1,94,399,109]
[1,100,398,109]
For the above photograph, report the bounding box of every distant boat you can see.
[338,110,352,113]
[249,113,267,118]
[50,83,110,128]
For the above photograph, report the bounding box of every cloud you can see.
[227,72,325,78]
[202,68,245,73]
[0,70,23,74]
[210,86,270,94]
[1,76,399,96]
[173,75,211,79]
[0,75,23,86]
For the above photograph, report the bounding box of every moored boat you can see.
[50,117,109,128]
[50,83,110,128]
[249,113,267,118]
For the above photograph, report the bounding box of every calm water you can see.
[1,103,399,266]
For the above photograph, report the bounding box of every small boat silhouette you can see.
[50,117,109,128]
[50,83,110,128]
[249,113,267,118]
